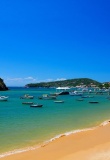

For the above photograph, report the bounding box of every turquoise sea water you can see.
[0,87,110,156]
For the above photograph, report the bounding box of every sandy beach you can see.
[1,120,110,160]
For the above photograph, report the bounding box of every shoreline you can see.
[1,119,110,159]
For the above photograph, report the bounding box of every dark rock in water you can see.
[0,78,8,91]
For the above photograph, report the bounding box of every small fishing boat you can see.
[69,91,82,96]
[20,94,34,99]
[0,96,8,101]
[22,102,33,105]
[54,100,64,103]
[89,101,99,104]
[39,94,57,100]
[76,98,84,101]
[30,104,43,107]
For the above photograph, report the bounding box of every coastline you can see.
[1,119,110,160]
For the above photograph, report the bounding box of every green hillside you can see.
[26,78,101,88]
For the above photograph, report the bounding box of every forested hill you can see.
[0,78,8,91]
[26,78,101,88]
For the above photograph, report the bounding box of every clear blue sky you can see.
[0,0,110,86]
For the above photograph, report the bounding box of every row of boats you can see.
[1,90,110,105]
[21,93,65,107]
[23,101,64,108]
[21,93,64,107]
[21,92,99,107]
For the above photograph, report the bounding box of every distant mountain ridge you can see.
[26,78,101,88]
[0,78,8,91]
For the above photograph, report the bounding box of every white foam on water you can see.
[0,119,110,158]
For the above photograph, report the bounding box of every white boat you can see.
[56,87,70,95]
[30,104,43,107]
[69,91,82,96]
[0,96,8,101]
[39,94,57,100]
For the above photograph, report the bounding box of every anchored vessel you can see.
[30,104,43,107]
[0,96,8,101]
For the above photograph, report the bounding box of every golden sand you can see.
[1,122,110,160]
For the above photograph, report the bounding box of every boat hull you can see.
[0,96,8,101]
[89,101,99,103]
[30,104,43,107]
[54,101,64,103]
[22,102,33,105]
[58,91,69,95]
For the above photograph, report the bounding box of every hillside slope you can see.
[26,78,101,88]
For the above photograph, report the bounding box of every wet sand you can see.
[1,121,110,160]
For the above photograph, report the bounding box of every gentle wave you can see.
[0,119,110,158]
[100,120,110,126]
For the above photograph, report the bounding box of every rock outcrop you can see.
[0,78,8,91]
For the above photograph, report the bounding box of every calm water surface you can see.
[0,87,110,155]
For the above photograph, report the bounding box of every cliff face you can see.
[0,78,8,91]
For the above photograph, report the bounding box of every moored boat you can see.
[39,94,57,100]
[22,102,33,105]
[0,96,8,101]
[30,104,43,107]
[76,98,84,101]
[20,94,34,99]
[58,91,69,95]
[89,101,99,103]
[54,100,64,103]
[69,91,83,96]
[56,87,70,95]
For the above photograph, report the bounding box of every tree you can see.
[104,83,110,89]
